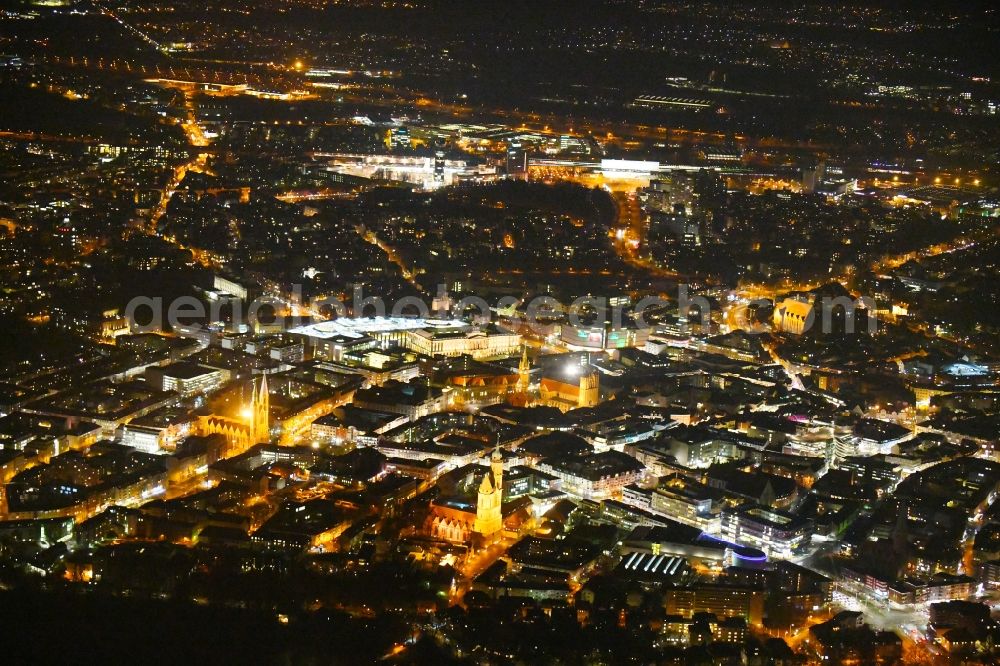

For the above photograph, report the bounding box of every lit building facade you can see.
[773,298,814,335]
[405,327,521,359]
[720,505,813,560]
[560,322,650,351]
[474,448,504,538]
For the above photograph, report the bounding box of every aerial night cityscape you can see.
[1,0,999,663]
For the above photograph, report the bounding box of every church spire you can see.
[475,446,504,538]
[490,445,503,493]
[514,344,532,404]
[253,374,270,444]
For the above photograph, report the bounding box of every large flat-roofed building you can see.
[537,451,645,500]
[580,418,662,452]
[405,325,521,359]
[290,316,473,355]
[221,334,305,364]
[842,568,976,607]
[614,551,690,584]
[600,499,674,528]
[117,406,194,454]
[146,362,226,397]
[664,426,741,468]
[385,456,448,481]
[835,418,914,459]
[213,274,250,300]
[319,152,498,190]
[651,475,723,530]
[560,322,649,352]
[662,584,766,626]
[626,438,695,477]
[118,424,167,455]
[310,333,378,362]
[352,379,448,421]
[720,504,813,560]
[621,524,767,570]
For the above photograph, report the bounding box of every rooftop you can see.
[289,316,469,340]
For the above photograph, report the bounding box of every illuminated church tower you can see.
[516,345,531,394]
[251,374,270,444]
[509,345,534,407]
[578,371,600,409]
[474,447,504,538]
